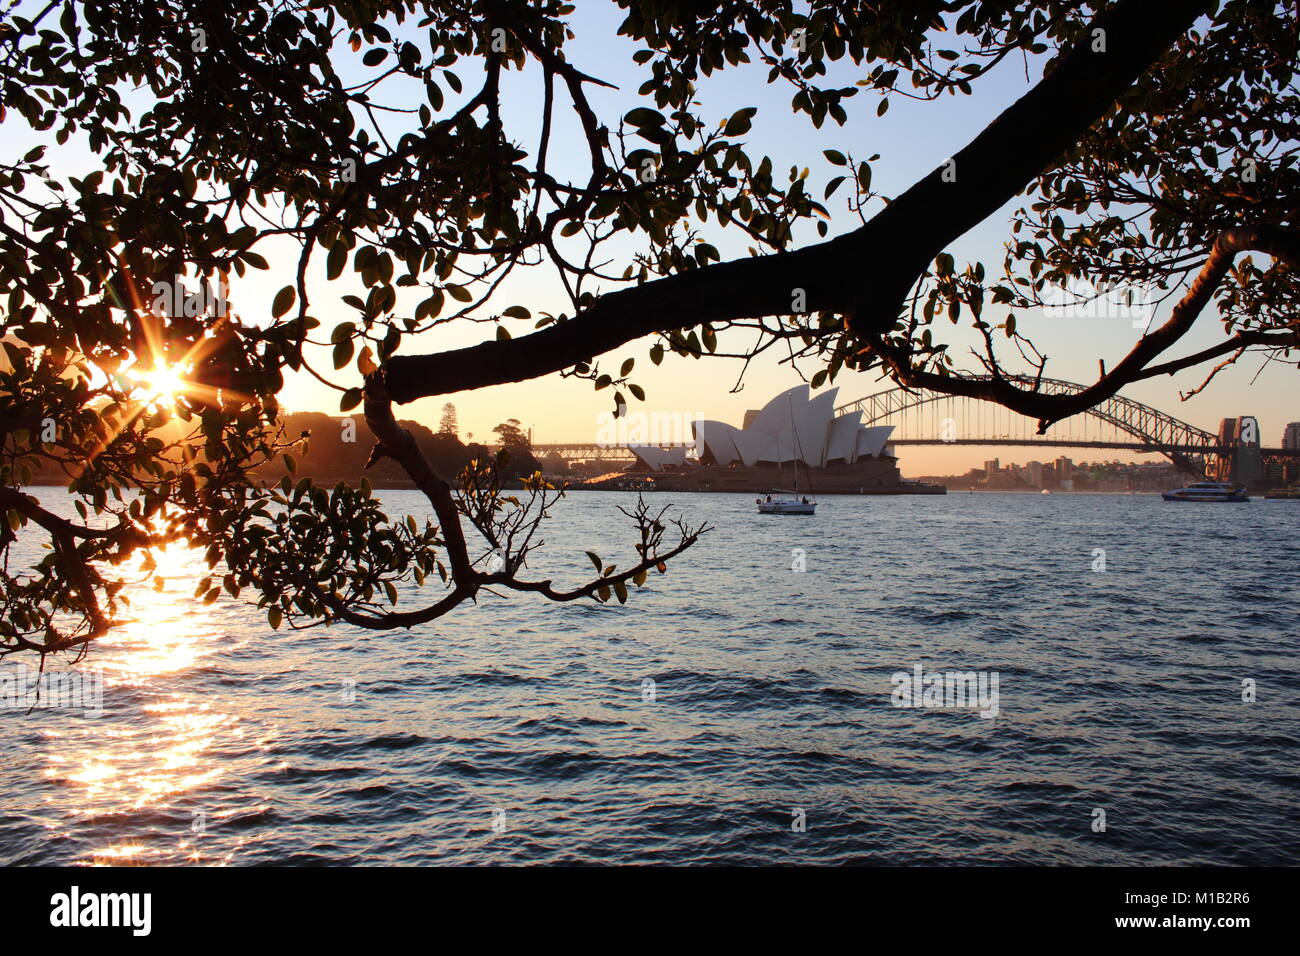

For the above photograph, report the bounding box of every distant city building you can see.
[1053,456,1073,477]
[1283,422,1300,450]
[1027,461,1044,487]
[983,458,1000,476]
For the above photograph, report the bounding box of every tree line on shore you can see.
[272,409,542,484]
[24,403,543,486]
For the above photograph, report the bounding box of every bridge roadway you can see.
[531,441,1300,458]
[532,374,1299,479]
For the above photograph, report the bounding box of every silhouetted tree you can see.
[493,419,529,449]
[1,0,1295,656]
[491,419,542,478]
[437,403,459,438]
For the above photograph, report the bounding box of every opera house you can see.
[627,385,943,494]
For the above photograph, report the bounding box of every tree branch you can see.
[868,225,1300,430]
[382,0,1212,404]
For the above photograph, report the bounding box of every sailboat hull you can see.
[757,501,816,514]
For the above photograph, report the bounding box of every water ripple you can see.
[1,491,1297,865]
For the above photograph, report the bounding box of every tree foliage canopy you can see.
[0,0,1295,657]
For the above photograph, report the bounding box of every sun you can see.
[128,362,191,408]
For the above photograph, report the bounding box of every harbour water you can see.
[1,490,1297,865]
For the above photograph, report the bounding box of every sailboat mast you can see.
[787,392,799,495]
[787,391,815,498]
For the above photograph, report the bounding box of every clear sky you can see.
[18,3,1299,474]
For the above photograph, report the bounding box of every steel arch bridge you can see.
[835,375,1223,473]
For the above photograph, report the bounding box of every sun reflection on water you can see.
[40,537,243,865]
[103,539,212,680]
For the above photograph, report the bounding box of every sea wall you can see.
[638,457,945,494]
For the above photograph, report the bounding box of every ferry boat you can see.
[1161,481,1249,503]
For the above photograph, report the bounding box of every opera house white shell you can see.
[627,445,689,471]
[629,385,894,471]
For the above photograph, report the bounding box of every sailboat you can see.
[757,489,816,514]
[757,392,817,515]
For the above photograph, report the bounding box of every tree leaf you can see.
[626,107,666,128]
[724,107,757,136]
[326,242,347,281]
[357,346,378,377]
[272,285,296,318]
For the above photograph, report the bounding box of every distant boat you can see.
[1161,481,1249,502]
[1264,487,1300,499]
[757,491,816,515]
[757,391,817,515]
[1041,489,1051,495]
